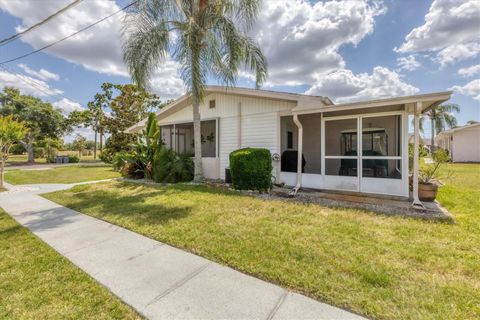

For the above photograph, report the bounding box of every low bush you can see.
[229,148,272,192]
[153,148,193,183]
[112,151,143,179]
[99,149,114,164]
[33,147,45,159]
[68,155,80,163]
[10,143,25,155]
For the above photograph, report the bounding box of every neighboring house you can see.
[127,86,451,202]
[436,123,480,162]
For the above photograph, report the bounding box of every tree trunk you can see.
[23,132,34,163]
[191,51,203,182]
[99,128,103,152]
[192,92,203,182]
[93,128,97,160]
[0,159,5,189]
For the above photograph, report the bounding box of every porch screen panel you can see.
[361,114,402,179]
[299,114,321,174]
[160,125,174,149]
[324,118,358,177]
[201,120,216,157]
[175,123,194,155]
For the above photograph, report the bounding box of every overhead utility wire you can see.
[0,0,83,47]
[0,64,81,105]
[0,0,139,64]
[0,64,60,98]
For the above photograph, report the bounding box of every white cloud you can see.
[249,0,386,86]
[52,98,83,115]
[0,70,63,97]
[17,63,59,81]
[450,79,480,100]
[436,42,480,66]
[396,0,480,66]
[458,64,480,77]
[0,0,184,99]
[64,126,96,143]
[396,55,421,72]
[306,66,420,103]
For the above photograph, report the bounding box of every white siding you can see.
[452,127,480,162]
[158,93,296,179]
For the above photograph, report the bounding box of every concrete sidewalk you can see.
[0,184,365,320]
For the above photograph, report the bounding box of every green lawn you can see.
[5,165,121,185]
[6,153,97,166]
[0,209,139,319]
[6,154,46,165]
[44,163,480,320]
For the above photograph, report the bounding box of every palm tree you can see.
[420,103,460,150]
[122,0,267,182]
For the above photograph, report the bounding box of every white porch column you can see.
[292,113,303,193]
[412,101,423,208]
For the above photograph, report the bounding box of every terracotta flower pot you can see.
[419,182,438,202]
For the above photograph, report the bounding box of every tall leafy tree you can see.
[101,83,162,161]
[87,82,113,158]
[0,115,27,188]
[71,134,87,157]
[0,87,67,163]
[420,103,460,149]
[122,0,267,181]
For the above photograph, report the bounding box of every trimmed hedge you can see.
[229,148,272,192]
[68,155,80,163]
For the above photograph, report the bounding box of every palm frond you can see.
[122,14,170,89]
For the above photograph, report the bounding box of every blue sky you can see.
[0,0,479,141]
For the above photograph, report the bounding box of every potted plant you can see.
[418,149,449,201]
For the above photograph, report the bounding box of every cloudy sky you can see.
[0,0,479,141]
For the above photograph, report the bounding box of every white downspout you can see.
[290,113,303,196]
[237,102,242,149]
[412,101,424,208]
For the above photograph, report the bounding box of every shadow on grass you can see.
[117,181,252,198]
[0,224,22,237]
[55,186,194,228]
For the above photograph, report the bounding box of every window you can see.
[287,131,293,149]
[209,100,216,109]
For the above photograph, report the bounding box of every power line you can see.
[0,64,61,99]
[0,0,139,65]
[0,0,83,47]
[0,63,81,106]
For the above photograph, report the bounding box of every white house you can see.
[127,86,452,205]
[436,123,480,162]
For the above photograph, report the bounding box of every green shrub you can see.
[229,148,272,192]
[68,155,80,163]
[33,147,45,159]
[10,143,25,155]
[153,147,193,183]
[99,149,114,163]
